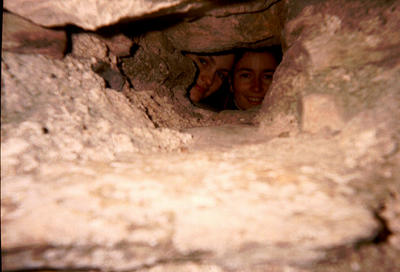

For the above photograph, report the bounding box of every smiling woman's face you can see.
[232,51,278,110]
[187,54,235,103]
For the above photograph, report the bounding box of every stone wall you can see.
[259,0,400,136]
[2,0,400,271]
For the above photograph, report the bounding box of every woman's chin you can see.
[190,89,204,103]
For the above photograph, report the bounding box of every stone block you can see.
[301,93,345,133]
[71,33,108,60]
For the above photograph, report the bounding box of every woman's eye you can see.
[198,58,208,65]
[217,71,227,80]
[263,74,273,80]
[239,73,251,79]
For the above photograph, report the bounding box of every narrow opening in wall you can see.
[110,1,285,129]
[3,1,285,130]
[118,42,284,129]
[183,46,282,113]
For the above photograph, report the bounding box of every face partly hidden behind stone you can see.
[231,51,278,110]
[186,53,235,103]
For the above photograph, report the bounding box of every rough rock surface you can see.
[301,93,345,133]
[164,0,284,53]
[3,0,207,30]
[2,52,399,271]
[2,0,400,271]
[2,12,67,59]
[72,32,134,60]
[0,112,386,271]
[121,30,209,129]
[1,52,192,171]
[259,0,400,137]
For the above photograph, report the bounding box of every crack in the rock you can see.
[125,250,211,272]
[236,36,275,48]
[142,106,159,128]
[2,244,212,272]
[211,0,282,18]
[371,210,393,244]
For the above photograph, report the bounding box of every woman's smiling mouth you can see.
[246,96,264,104]
[195,85,208,93]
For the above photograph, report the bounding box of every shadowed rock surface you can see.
[2,12,67,59]
[1,0,400,271]
[164,0,284,52]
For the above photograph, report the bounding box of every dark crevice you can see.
[63,24,86,56]
[101,13,195,39]
[371,210,393,244]
[42,127,49,134]
[117,58,134,89]
[348,209,393,249]
[144,107,159,128]
[91,61,125,91]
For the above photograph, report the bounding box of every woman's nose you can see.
[200,70,215,87]
[252,79,262,93]
[200,74,213,87]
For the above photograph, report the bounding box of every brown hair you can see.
[231,46,282,72]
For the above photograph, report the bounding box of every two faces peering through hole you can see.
[185,46,282,111]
